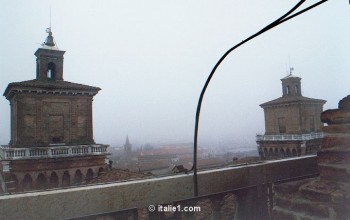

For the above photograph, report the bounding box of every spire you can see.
[124,135,132,155]
[43,7,56,48]
[43,28,56,47]
[125,135,130,145]
[35,27,65,80]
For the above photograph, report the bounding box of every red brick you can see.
[317,150,350,164]
[321,109,350,125]
[321,136,350,150]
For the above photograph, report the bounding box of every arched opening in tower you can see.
[36,173,47,190]
[49,172,59,188]
[47,62,56,80]
[22,174,33,191]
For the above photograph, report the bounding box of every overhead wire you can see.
[190,0,329,197]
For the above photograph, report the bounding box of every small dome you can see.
[42,28,58,50]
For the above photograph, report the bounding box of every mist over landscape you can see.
[1,0,349,151]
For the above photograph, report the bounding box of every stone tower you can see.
[124,135,132,156]
[0,29,109,193]
[256,72,326,160]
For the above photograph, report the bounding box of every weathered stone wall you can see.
[0,156,318,220]
[264,103,323,135]
[300,103,324,133]
[11,94,94,147]
[264,104,301,134]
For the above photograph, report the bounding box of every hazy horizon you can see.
[1,1,349,149]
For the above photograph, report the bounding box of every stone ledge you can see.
[317,150,350,164]
[322,124,350,133]
[272,206,329,220]
[274,179,311,195]
[274,179,350,220]
[321,136,350,149]
[318,164,350,183]
[321,109,350,125]
[274,195,330,218]
[274,182,330,218]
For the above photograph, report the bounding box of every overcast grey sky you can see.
[0,0,349,149]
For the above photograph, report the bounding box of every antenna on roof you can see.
[288,55,291,69]
[50,6,52,30]
[288,55,294,75]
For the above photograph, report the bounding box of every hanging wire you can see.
[190,0,329,197]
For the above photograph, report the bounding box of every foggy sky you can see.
[1,0,349,149]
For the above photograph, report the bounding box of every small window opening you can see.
[52,137,61,143]
[286,86,290,95]
[278,117,286,134]
[47,69,52,78]
[295,85,299,94]
[47,62,56,79]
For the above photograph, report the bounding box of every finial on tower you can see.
[289,67,294,74]
[42,7,57,48]
[43,27,56,47]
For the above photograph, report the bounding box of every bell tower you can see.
[35,28,65,81]
[281,73,302,97]
[1,28,109,193]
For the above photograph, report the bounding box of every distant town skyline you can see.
[1,0,349,149]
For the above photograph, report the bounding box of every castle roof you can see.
[4,79,101,100]
[260,95,326,108]
[281,73,301,80]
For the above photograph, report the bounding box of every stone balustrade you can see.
[256,132,323,141]
[0,144,109,160]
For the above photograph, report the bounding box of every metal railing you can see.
[256,132,323,141]
[0,144,109,160]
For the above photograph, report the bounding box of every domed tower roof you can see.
[42,27,58,50]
